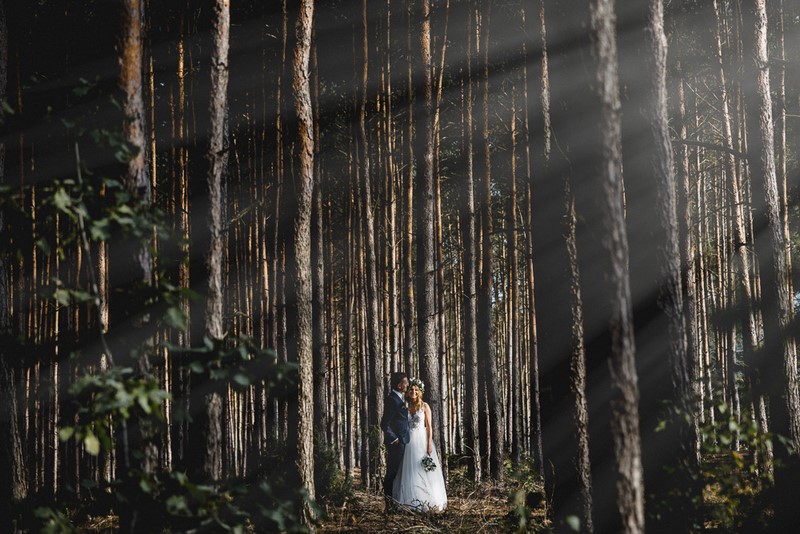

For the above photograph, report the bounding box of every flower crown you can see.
[408,377,425,393]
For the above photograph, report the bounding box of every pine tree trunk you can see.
[357,0,385,492]
[476,0,504,482]
[676,67,702,464]
[459,0,481,483]
[591,1,645,527]
[524,0,546,478]
[507,84,521,467]
[289,0,316,523]
[403,3,417,376]
[120,0,152,290]
[414,0,442,472]
[0,3,27,508]
[742,0,800,527]
[712,1,766,467]
[311,33,327,443]
[202,0,230,482]
[619,0,699,529]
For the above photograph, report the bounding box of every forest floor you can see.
[317,467,549,533]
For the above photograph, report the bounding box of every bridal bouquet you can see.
[421,455,437,472]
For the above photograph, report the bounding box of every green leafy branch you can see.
[58,366,169,456]
[171,334,298,396]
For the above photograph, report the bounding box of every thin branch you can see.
[672,138,748,159]
[74,142,115,367]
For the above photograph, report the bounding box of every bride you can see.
[392,378,447,511]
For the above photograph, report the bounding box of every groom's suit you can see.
[380,389,409,498]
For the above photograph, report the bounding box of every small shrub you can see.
[314,438,354,506]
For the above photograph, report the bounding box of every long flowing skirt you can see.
[392,422,447,511]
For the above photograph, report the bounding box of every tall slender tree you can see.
[476,0,504,481]
[459,0,481,483]
[414,0,442,465]
[619,0,700,529]
[289,0,317,524]
[201,0,231,482]
[120,0,152,293]
[357,0,385,490]
[742,0,800,527]
[0,2,28,526]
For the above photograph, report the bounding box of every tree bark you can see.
[357,0,385,491]
[403,2,417,376]
[459,0,481,483]
[0,3,28,512]
[201,0,231,482]
[742,0,800,527]
[414,0,442,470]
[476,0,504,482]
[619,0,699,530]
[120,0,152,288]
[290,0,317,523]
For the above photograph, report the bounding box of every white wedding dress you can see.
[392,406,447,511]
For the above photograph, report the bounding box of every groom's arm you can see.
[381,396,399,444]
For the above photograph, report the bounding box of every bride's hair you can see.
[405,386,423,412]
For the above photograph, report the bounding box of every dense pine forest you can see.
[2,0,800,532]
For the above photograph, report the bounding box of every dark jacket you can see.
[380,390,410,446]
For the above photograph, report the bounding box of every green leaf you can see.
[53,188,72,213]
[210,368,228,381]
[139,477,155,494]
[54,289,72,306]
[166,494,190,516]
[36,238,51,255]
[165,306,188,331]
[71,290,93,304]
[566,516,581,532]
[137,393,152,415]
[89,218,112,241]
[233,372,251,388]
[58,427,75,442]
[84,433,100,456]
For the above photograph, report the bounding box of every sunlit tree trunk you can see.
[711,0,765,466]
[414,0,442,467]
[742,0,800,527]
[590,1,644,529]
[311,31,327,443]
[287,0,316,524]
[403,3,417,376]
[344,193,355,481]
[120,0,152,292]
[116,2,157,530]
[357,0,385,491]
[201,0,230,482]
[459,0,481,483]
[476,0,504,481]
[524,0,546,478]
[507,84,521,467]
[675,66,702,463]
[619,0,699,529]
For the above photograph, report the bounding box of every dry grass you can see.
[318,479,548,533]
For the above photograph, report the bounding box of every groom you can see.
[380,371,409,506]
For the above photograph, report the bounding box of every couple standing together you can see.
[380,372,448,512]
